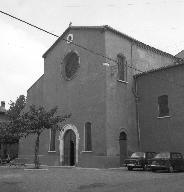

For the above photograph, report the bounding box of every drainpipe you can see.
[134,79,141,151]
[131,42,141,151]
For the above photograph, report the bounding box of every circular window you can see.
[63,52,79,80]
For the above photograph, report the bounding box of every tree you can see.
[20,105,70,169]
[7,95,26,120]
[0,95,26,158]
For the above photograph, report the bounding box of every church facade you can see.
[19,25,178,168]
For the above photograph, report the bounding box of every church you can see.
[19,25,180,168]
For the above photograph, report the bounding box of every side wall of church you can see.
[18,75,50,164]
[104,30,176,166]
[136,65,184,154]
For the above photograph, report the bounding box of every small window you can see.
[119,132,127,140]
[117,54,127,82]
[49,129,56,151]
[158,95,169,117]
[84,122,92,151]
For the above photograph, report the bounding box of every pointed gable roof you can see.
[175,50,184,59]
[42,25,177,60]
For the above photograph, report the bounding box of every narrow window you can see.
[49,129,56,151]
[158,95,169,117]
[85,122,92,151]
[117,54,127,81]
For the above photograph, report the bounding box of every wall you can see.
[19,74,45,162]
[136,64,184,153]
[0,113,8,122]
[175,50,184,59]
[41,28,107,166]
[26,74,44,107]
[104,29,176,161]
[20,26,177,167]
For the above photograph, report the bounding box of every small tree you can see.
[21,105,70,169]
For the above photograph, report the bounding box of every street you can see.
[0,166,184,192]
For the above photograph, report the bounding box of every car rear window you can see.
[172,153,182,159]
[131,152,145,158]
[155,152,170,159]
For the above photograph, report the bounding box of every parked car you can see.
[149,152,184,172]
[124,152,156,171]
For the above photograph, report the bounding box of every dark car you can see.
[124,152,156,171]
[149,152,184,172]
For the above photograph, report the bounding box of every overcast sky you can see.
[0,0,184,108]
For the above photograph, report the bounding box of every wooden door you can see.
[119,132,127,166]
[64,130,76,166]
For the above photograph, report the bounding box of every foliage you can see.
[21,105,70,136]
[0,95,26,144]
[0,95,70,168]
[20,105,71,168]
[7,95,26,120]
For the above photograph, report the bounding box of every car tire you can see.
[151,168,156,172]
[168,165,174,173]
[128,166,133,171]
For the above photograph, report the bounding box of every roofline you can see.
[104,25,176,59]
[42,25,177,60]
[42,26,105,58]
[27,74,44,92]
[134,59,184,79]
[175,49,184,56]
[42,27,70,58]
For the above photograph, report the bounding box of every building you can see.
[19,25,179,168]
[175,50,184,59]
[135,61,184,153]
[0,101,18,160]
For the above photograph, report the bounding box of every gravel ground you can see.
[0,166,184,192]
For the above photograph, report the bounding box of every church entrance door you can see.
[64,130,76,166]
[119,132,127,166]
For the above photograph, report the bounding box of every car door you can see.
[175,153,184,170]
[171,153,182,170]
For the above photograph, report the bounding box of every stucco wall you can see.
[19,74,44,161]
[20,27,178,167]
[0,113,8,122]
[26,75,44,107]
[43,28,107,165]
[136,64,184,153]
[104,30,176,158]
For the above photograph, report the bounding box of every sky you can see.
[0,0,184,109]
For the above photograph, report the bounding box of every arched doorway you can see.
[119,131,127,166]
[59,124,80,166]
[64,130,76,166]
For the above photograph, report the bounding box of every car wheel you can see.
[128,166,133,171]
[151,168,156,172]
[168,165,174,173]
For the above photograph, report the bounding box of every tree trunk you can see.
[34,133,40,169]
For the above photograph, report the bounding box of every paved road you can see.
[0,166,184,192]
